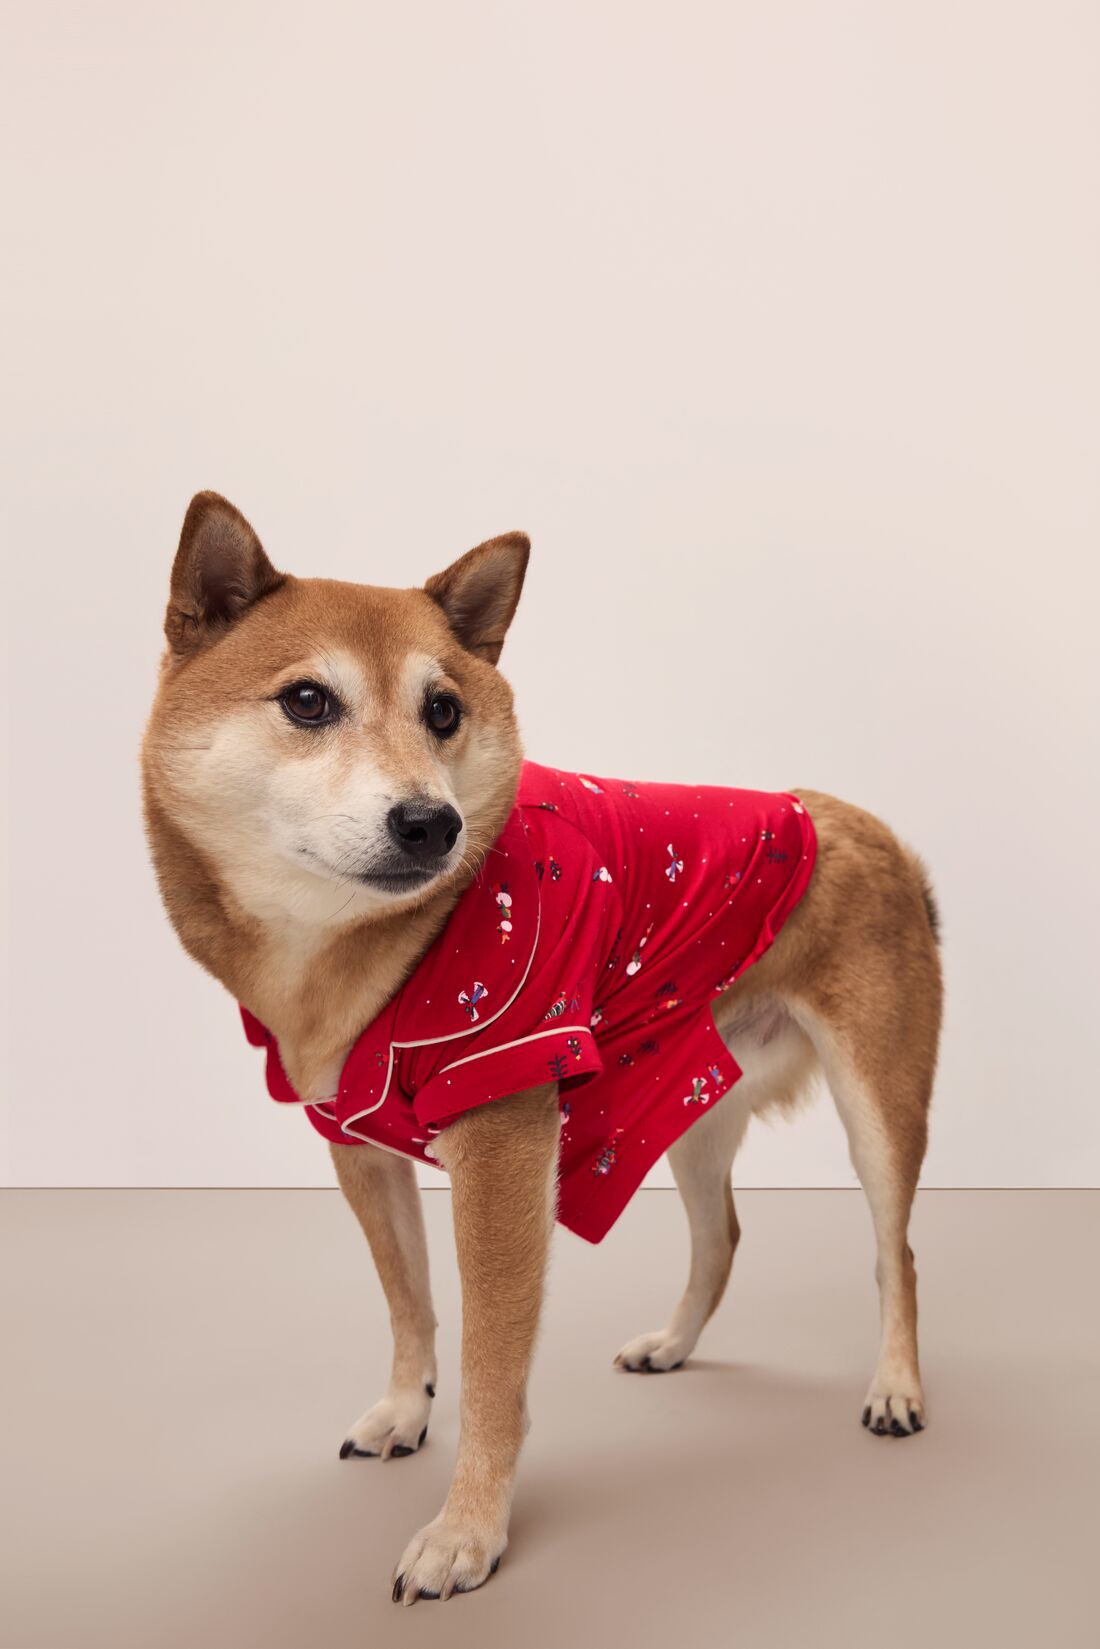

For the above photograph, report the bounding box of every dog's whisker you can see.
[328,888,361,919]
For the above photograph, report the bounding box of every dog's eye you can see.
[426,694,462,738]
[280,682,333,725]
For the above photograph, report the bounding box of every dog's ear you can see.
[165,492,285,657]
[424,532,530,665]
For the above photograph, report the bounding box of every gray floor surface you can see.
[2,1189,1096,1648]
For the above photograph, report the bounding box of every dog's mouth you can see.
[297,844,452,900]
[352,850,462,897]
[356,865,442,895]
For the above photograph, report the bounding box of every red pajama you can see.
[242,762,816,1242]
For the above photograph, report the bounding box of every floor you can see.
[2,1189,1096,1649]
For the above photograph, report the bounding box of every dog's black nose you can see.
[387,801,462,860]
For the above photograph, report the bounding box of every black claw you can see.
[490,1556,501,1575]
[639,1356,652,1373]
[392,1576,405,1603]
[861,1406,871,1427]
[425,1382,436,1398]
[340,1437,380,1459]
[910,1414,924,1432]
[391,1443,414,1457]
[670,1360,685,1370]
[890,1418,908,1437]
[418,1425,428,1447]
[873,1418,887,1435]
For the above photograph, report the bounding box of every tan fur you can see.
[615,795,941,1424]
[716,788,940,1194]
[143,493,943,1604]
[392,1084,561,1602]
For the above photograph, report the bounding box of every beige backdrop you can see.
[2,1,1097,1189]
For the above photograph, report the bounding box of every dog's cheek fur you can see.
[149,716,315,928]
[447,698,523,861]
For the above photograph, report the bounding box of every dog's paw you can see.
[339,1385,433,1461]
[861,1389,926,1438]
[613,1329,690,1373]
[391,1514,505,1604]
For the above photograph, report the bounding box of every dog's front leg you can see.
[392,1083,560,1604]
[330,1143,438,1460]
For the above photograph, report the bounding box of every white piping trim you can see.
[438,1024,595,1075]
[327,1112,442,1162]
[338,849,543,1140]
[335,1027,594,1141]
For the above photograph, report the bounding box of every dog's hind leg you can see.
[773,787,942,1434]
[614,1001,817,1373]
[331,1143,438,1460]
[795,992,938,1436]
[613,1091,749,1372]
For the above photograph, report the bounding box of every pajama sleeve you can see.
[407,830,620,1129]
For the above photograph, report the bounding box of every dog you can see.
[142,492,942,1604]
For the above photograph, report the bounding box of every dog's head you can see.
[142,492,528,929]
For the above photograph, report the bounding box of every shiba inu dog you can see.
[142,492,942,1605]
